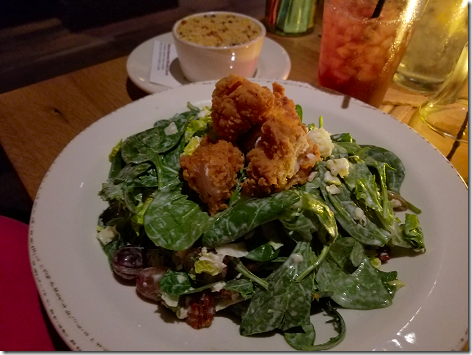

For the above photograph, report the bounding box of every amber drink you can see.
[318,0,426,108]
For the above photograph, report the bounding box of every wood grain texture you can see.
[0,1,467,198]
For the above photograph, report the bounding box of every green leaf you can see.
[299,301,346,351]
[240,242,316,335]
[121,114,188,164]
[144,186,210,251]
[113,163,151,183]
[360,145,406,193]
[223,279,255,300]
[202,190,300,248]
[280,189,338,242]
[108,144,124,179]
[245,242,280,262]
[295,104,303,121]
[284,323,316,350]
[159,270,192,295]
[319,180,389,247]
[331,133,355,143]
[316,238,395,309]
[403,213,425,251]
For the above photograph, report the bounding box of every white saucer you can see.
[126,32,291,94]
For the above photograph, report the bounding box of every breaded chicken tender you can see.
[180,136,244,215]
[181,74,321,213]
[242,82,321,195]
[211,74,274,142]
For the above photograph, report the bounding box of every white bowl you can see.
[172,11,266,82]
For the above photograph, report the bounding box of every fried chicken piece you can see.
[241,82,322,195]
[180,136,244,215]
[211,74,275,142]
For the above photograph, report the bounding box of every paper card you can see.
[149,41,181,87]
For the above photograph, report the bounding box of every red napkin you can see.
[0,216,55,351]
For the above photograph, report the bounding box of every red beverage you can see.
[318,0,417,107]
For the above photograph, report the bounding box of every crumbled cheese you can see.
[96,225,118,245]
[307,170,318,182]
[326,184,341,195]
[307,127,334,159]
[268,240,284,250]
[161,292,179,308]
[164,122,178,135]
[215,242,248,258]
[197,107,211,118]
[326,158,350,178]
[211,281,226,292]
[354,207,367,226]
[324,170,341,185]
[175,306,189,319]
[291,253,304,264]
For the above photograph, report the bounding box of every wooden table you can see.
[0,30,467,199]
[0,21,468,351]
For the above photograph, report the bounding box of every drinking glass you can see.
[394,0,468,93]
[317,0,427,108]
[408,42,468,180]
[265,0,317,36]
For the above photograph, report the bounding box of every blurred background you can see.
[0,0,266,224]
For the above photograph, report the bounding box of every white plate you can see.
[29,80,468,351]
[126,32,291,94]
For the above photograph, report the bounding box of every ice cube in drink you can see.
[318,0,413,107]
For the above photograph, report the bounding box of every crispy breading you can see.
[180,136,244,215]
[239,80,321,195]
[180,75,321,213]
[242,106,321,195]
[211,74,274,142]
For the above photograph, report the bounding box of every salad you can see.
[96,77,425,351]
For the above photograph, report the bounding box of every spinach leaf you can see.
[403,213,425,251]
[316,238,395,309]
[232,258,269,290]
[121,114,188,164]
[159,270,192,295]
[99,234,125,268]
[202,190,300,248]
[134,169,158,188]
[331,133,355,143]
[319,178,390,247]
[159,269,238,297]
[120,113,190,189]
[334,142,363,156]
[159,137,186,190]
[108,146,125,179]
[364,157,395,225]
[240,242,316,335]
[113,163,151,183]
[298,301,346,351]
[223,279,255,300]
[279,190,338,244]
[284,323,316,350]
[144,186,210,251]
[245,242,280,262]
[361,145,405,193]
